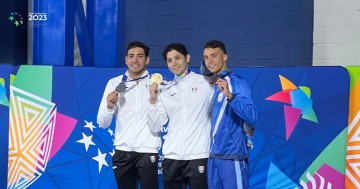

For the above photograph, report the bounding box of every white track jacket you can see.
[148,71,214,160]
[97,70,160,153]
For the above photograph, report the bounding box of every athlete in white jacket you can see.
[148,43,213,189]
[97,41,160,189]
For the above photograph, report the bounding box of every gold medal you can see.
[151,73,163,84]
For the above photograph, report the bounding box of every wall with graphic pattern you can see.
[0,65,352,188]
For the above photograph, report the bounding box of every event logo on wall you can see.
[28,12,47,27]
[7,66,77,189]
[7,86,56,188]
[266,75,318,140]
[8,12,24,27]
[261,73,345,188]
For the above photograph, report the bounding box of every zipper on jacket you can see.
[181,81,186,156]
[131,82,140,148]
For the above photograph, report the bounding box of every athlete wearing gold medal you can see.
[148,43,214,189]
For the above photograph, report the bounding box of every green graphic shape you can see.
[12,66,53,101]
[299,128,347,182]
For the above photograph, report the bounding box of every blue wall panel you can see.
[126,0,313,67]
[32,0,74,66]
[0,65,12,189]
[87,0,126,67]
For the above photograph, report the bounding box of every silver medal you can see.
[115,82,127,93]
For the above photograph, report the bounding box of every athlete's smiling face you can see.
[166,50,190,76]
[203,47,227,75]
[125,47,149,78]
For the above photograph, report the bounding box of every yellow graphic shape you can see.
[7,86,56,189]
[279,75,297,91]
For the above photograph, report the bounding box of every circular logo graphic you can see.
[217,92,224,102]
[8,12,24,27]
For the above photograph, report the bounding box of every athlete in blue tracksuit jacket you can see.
[203,40,258,189]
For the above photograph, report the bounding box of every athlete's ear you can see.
[222,54,228,63]
[125,56,129,67]
[186,54,190,63]
[146,56,150,66]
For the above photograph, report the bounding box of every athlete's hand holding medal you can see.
[105,81,125,109]
[115,81,127,94]
[209,74,233,100]
[149,73,163,104]
[209,75,220,85]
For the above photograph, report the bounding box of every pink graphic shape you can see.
[305,164,344,188]
[266,89,292,104]
[49,113,77,160]
[283,105,301,140]
[305,172,324,188]
[317,164,343,188]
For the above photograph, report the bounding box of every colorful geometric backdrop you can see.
[0,65,350,188]
[345,66,360,188]
[237,67,348,188]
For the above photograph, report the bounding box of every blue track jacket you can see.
[210,71,257,160]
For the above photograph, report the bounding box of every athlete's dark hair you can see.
[126,41,150,57]
[162,43,189,60]
[203,40,227,54]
